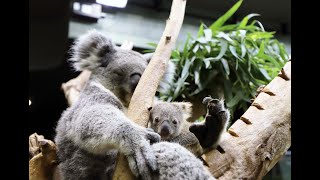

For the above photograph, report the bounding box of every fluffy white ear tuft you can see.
[172,102,193,121]
[69,29,116,71]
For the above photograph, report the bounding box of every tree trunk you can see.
[112,0,187,179]
[204,61,291,180]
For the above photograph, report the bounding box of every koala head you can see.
[149,102,192,140]
[69,30,175,107]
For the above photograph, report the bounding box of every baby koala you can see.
[149,101,203,157]
[149,97,230,158]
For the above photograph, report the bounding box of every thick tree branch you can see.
[112,0,187,179]
[204,61,291,180]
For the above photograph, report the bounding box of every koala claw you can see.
[127,143,156,180]
[202,96,220,105]
[126,128,159,180]
[145,129,161,144]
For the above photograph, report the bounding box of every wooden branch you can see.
[29,133,45,159]
[29,138,59,180]
[112,0,187,179]
[61,70,91,106]
[204,61,291,180]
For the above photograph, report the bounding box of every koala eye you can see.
[172,119,177,125]
[154,117,160,123]
[114,71,122,76]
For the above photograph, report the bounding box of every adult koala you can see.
[54,30,175,180]
[55,30,216,180]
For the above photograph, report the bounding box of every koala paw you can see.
[124,126,160,180]
[203,97,227,116]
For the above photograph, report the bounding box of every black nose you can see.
[130,73,141,92]
[160,125,170,136]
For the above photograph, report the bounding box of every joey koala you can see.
[149,97,230,158]
[55,29,220,180]
[149,101,203,157]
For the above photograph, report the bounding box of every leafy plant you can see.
[151,0,289,118]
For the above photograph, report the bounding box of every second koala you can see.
[149,97,230,158]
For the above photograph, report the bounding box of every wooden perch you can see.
[29,137,59,180]
[204,61,291,180]
[112,0,186,179]
[127,0,186,125]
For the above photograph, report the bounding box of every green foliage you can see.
[152,0,289,117]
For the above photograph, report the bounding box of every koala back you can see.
[152,142,215,180]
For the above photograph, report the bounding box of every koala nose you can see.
[160,125,170,136]
[130,73,141,92]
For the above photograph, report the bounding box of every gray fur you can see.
[151,142,215,180]
[55,30,216,180]
[56,30,163,180]
[149,102,191,141]
[189,97,230,152]
[149,98,230,156]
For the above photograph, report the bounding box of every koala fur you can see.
[151,142,215,180]
[149,101,203,157]
[55,30,216,180]
[55,30,172,180]
[189,97,230,152]
[149,97,230,157]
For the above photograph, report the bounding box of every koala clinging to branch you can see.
[149,101,203,157]
[55,30,177,180]
[149,97,230,159]
[55,29,221,180]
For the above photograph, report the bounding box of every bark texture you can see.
[204,61,291,180]
[113,0,187,179]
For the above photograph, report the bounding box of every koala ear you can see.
[142,53,154,63]
[143,53,176,93]
[172,102,193,120]
[69,29,116,71]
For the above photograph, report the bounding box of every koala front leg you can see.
[189,97,230,151]
[69,105,160,180]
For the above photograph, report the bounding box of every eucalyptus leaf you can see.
[146,42,158,48]
[205,45,211,53]
[259,68,271,80]
[227,91,243,107]
[193,44,200,53]
[197,23,204,37]
[212,39,228,60]
[221,58,230,75]
[247,32,275,41]
[238,13,260,29]
[239,30,247,41]
[204,29,212,41]
[251,20,265,32]
[210,0,243,31]
[155,0,288,120]
[218,24,239,31]
[197,37,207,44]
[241,43,246,58]
[203,58,212,69]
[229,45,241,60]
[217,32,234,43]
